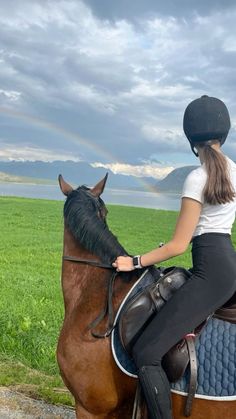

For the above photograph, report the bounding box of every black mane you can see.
[64,186,128,264]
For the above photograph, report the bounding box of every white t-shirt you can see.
[181,156,236,237]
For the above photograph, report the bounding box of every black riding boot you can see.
[138,363,172,419]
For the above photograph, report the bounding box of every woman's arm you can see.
[112,197,202,271]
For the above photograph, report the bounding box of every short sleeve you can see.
[181,168,206,204]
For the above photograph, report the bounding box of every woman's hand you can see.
[112,256,134,272]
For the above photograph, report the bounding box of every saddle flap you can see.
[158,267,191,301]
[162,339,190,383]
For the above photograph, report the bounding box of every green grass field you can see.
[0,196,235,405]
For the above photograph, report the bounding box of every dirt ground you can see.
[0,386,75,418]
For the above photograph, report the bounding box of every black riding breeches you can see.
[132,233,236,367]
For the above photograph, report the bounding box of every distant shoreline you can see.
[0,179,181,194]
[0,176,57,186]
[0,183,181,210]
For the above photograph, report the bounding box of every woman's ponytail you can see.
[200,143,235,205]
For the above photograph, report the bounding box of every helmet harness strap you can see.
[191,144,199,157]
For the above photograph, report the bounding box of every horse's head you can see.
[58,173,127,264]
[59,173,108,223]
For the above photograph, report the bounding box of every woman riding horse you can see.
[113,95,236,419]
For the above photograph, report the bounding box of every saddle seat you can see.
[214,292,236,323]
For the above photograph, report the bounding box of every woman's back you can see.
[182,156,236,237]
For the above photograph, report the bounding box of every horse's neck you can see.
[63,227,94,261]
[62,228,101,311]
[61,227,139,314]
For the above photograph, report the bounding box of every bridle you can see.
[63,254,118,339]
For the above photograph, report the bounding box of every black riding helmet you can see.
[183,95,231,156]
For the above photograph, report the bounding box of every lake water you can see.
[0,182,181,211]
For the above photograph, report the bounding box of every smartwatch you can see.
[132,255,143,269]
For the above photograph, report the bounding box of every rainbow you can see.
[0,106,156,192]
[0,106,116,161]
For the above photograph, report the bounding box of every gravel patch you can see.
[0,387,75,418]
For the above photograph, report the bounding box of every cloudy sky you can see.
[1,0,236,179]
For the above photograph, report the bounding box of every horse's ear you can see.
[58,174,74,196]
[90,173,108,197]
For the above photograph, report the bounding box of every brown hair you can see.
[197,141,235,205]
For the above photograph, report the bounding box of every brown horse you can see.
[57,174,236,419]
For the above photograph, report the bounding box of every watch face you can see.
[133,256,140,268]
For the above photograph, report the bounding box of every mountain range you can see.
[0,160,199,193]
[155,165,198,192]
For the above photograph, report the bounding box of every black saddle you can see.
[119,266,191,355]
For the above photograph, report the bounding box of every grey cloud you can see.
[84,0,236,21]
[0,0,236,167]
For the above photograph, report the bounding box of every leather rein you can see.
[63,255,118,338]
